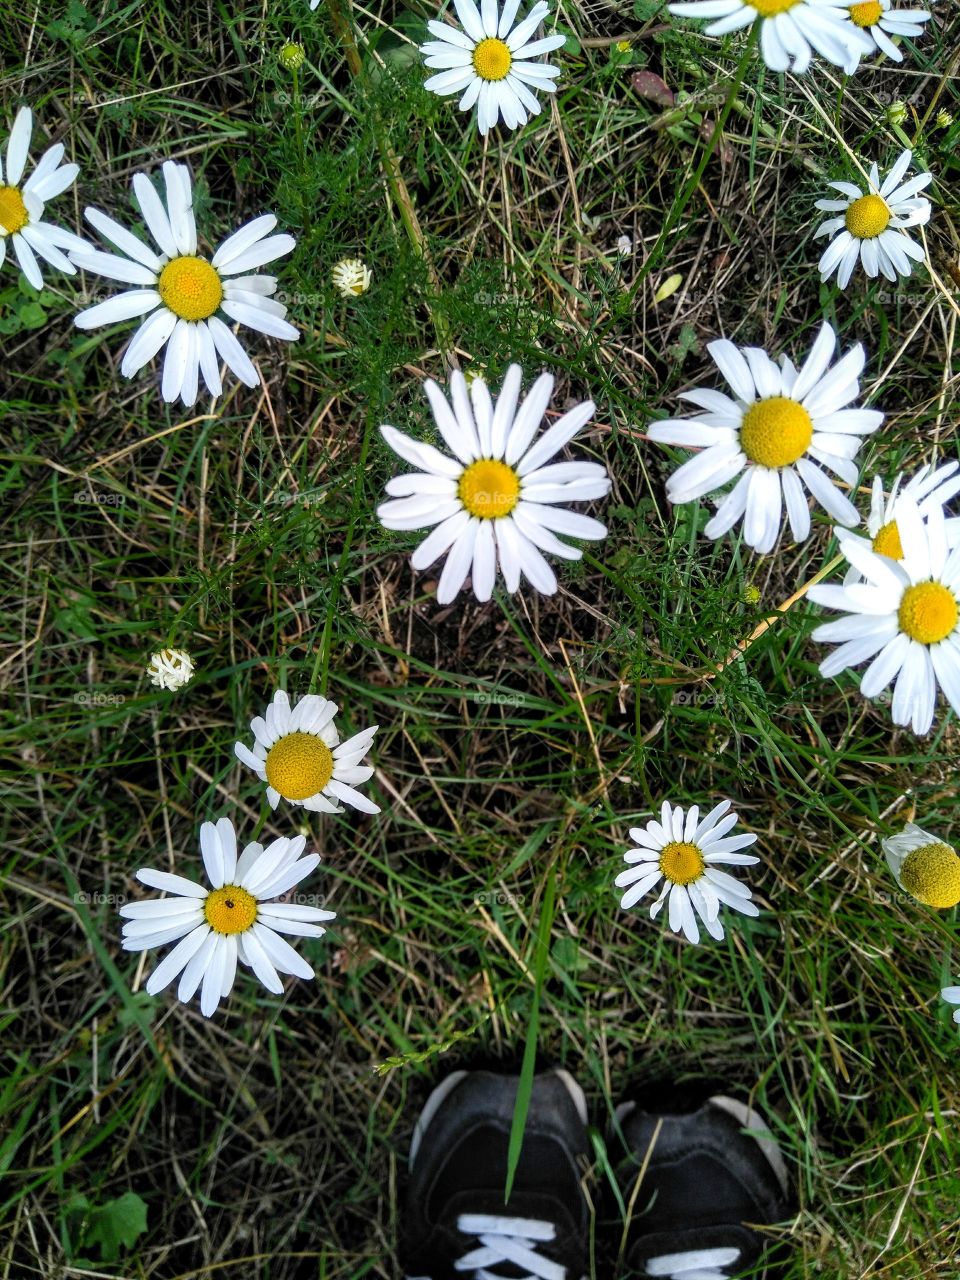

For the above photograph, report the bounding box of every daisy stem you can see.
[622,21,759,307]
[324,0,454,364]
[291,66,308,182]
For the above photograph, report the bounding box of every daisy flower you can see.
[845,0,931,61]
[839,461,960,584]
[647,322,883,554]
[71,161,298,408]
[942,983,960,1025]
[146,647,195,691]
[377,363,610,603]
[0,105,88,291]
[420,0,566,136]
[332,257,372,297]
[667,0,868,75]
[614,799,760,945]
[814,149,932,289]
[881,822,960,909]
[809,500,960,735]
[235,689,380,815]
[119,816,335,1018]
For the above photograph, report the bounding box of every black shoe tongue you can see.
[628,1222,761,1275]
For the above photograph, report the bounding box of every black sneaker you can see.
[610,1093,791,1279]
[403,1069,592,1279]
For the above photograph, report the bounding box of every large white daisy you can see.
[943,983,960,1026]
[840,461,960,584]
[814,149,932,289]
[0,106,88,290]
[71,160,298,408]
[647,322,883,554]
[235,689,380,815]
[120,816,335,1018]
[667,0,868,74]
[420,0,566,136]
[845,0,931,61]
[615,800,760,945]
[809,499,960,735]
[377,364,610,604]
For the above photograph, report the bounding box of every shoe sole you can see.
[410,1068,588,1169]
[614,1094,789,1198]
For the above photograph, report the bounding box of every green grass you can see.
[2,0,960,1276]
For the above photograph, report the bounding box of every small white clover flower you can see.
[881,822,960,909]
[147,648,195,691]
[332,257,372,297]
[615,799,760,945]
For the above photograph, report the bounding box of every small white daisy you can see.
[810,500,960,735]
[647,322,883,554]
[377,363,610,604]
[839,461,960,584]
[71,160,298,408]
[814,149,932,289]
[120,816,335,1018]
[667,0,868,75]
[421,0,566,136]
[615,799,760,945]
[235,689,380,815]
[942,983,960,1025]
[845,0,931,61]
[881,822,960,909]
[0,106,88,291]
[146,647,195,691]
[332,257,372,297]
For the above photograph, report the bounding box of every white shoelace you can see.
[454,1213,566,1280]
[645,1245,740,1280]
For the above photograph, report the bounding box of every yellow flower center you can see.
[659,841,706,887]
[473,37,513,81]
[458,459,521,519]
[849,0,882,27]
[845,194,891,240]
[739,397,813,470]
[748,0,800,14]
[264,731,335,801]
[897,581,959,646]
[871,519,903,560]
[157,255,223,321]
[900,843,960,909]
[0,185,28,235]
[204,884,258,934]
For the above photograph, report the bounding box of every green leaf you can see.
[82,1191,148,1261]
